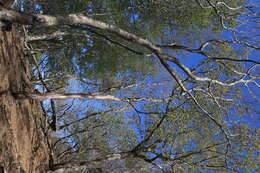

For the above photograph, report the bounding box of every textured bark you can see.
[0,27,50,172]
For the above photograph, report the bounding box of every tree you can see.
[0,0,259,172]
[0,24,50,173]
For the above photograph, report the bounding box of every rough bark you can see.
[0,27,50,172]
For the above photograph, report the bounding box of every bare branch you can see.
[13,92,165,103]
[26,31,69,42]
[1,9,258,88]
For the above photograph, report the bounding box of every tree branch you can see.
[13,92,165,103]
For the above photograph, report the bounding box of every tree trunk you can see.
[0,28,51,172]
